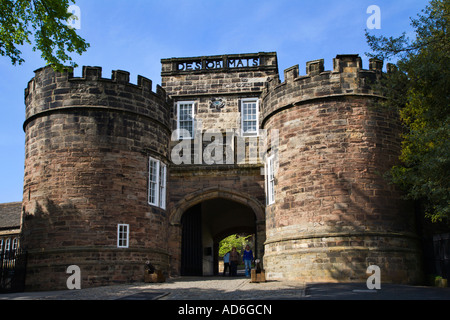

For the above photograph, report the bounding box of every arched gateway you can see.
[21,52,423,290]
[168,188,266,276]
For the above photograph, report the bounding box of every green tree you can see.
[365,0,450,222]
[219,234,252,258]
[0,0,89,70]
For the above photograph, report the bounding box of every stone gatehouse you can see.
[20,52,422,290]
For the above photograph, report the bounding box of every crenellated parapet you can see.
[261,54,422,284]
[19,52,423,289]
[21,65,172,290]
[24,65,171,131]
[261,54,384,126]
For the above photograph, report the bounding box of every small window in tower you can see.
[117,224,129,248]
[159,163,167,209]
[241,98,259,136]
[265,154,275,205]
[177,101,195,140]
[148,157,160,206]
[148,157,167,209]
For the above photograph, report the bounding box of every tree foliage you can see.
[218,234,252,258]
[366,0,450,222]
[0,0,89,70]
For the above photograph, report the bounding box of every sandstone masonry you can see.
[22,66,171,290]
[262,55,421,283]
[20,52,423,290]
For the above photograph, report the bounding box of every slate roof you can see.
[0,202,22,230]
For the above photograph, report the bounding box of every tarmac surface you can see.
[1,275,450,300]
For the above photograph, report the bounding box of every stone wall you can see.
[162,52,278,133]
[19,52,425,289]
[261,55,423,284]
[22,66,171,290]
[162,53,276,275]
[167,164,266,276]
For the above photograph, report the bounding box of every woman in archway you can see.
[243,245,254,277]
[229,247,240,276]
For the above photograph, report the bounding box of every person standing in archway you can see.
[230,247,240,276]
[243,245,254,277]
[223,251,231,276]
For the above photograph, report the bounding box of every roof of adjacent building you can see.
[0,202,22,230]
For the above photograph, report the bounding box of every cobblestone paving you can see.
[0,277,306,300]
[2,277,450,300]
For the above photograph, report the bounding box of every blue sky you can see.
[0,0,429,203]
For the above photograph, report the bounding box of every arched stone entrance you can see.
[168,188,265,276]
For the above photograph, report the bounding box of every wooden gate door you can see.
[181,204,202,276]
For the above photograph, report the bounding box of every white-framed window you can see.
[159,163,167,209]
[148,157,160,206]
[241,98,259,136]
[177,101,195,140]
[265,154,275,205]
[117,224,129,248]
[11,238,18,251]
[148,157,167,209]
[5,238,10,254]
[4,238,11,258]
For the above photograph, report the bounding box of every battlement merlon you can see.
[261,54,385,124]
[265,54,384,92]
[25,65,168,100]
[24,65,171,131]
[161,52,279,76]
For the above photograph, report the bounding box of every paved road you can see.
[1,276,449,300]
[303,282,450,300]
[0,277,305,300]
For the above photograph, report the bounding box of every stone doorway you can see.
[178,197,264,276]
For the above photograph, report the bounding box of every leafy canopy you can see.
[365,0,450,222]
[218,234,252,258]
[0,0,89,70]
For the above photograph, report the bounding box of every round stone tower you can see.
[261,55,422,284]
[22,65,171,290]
